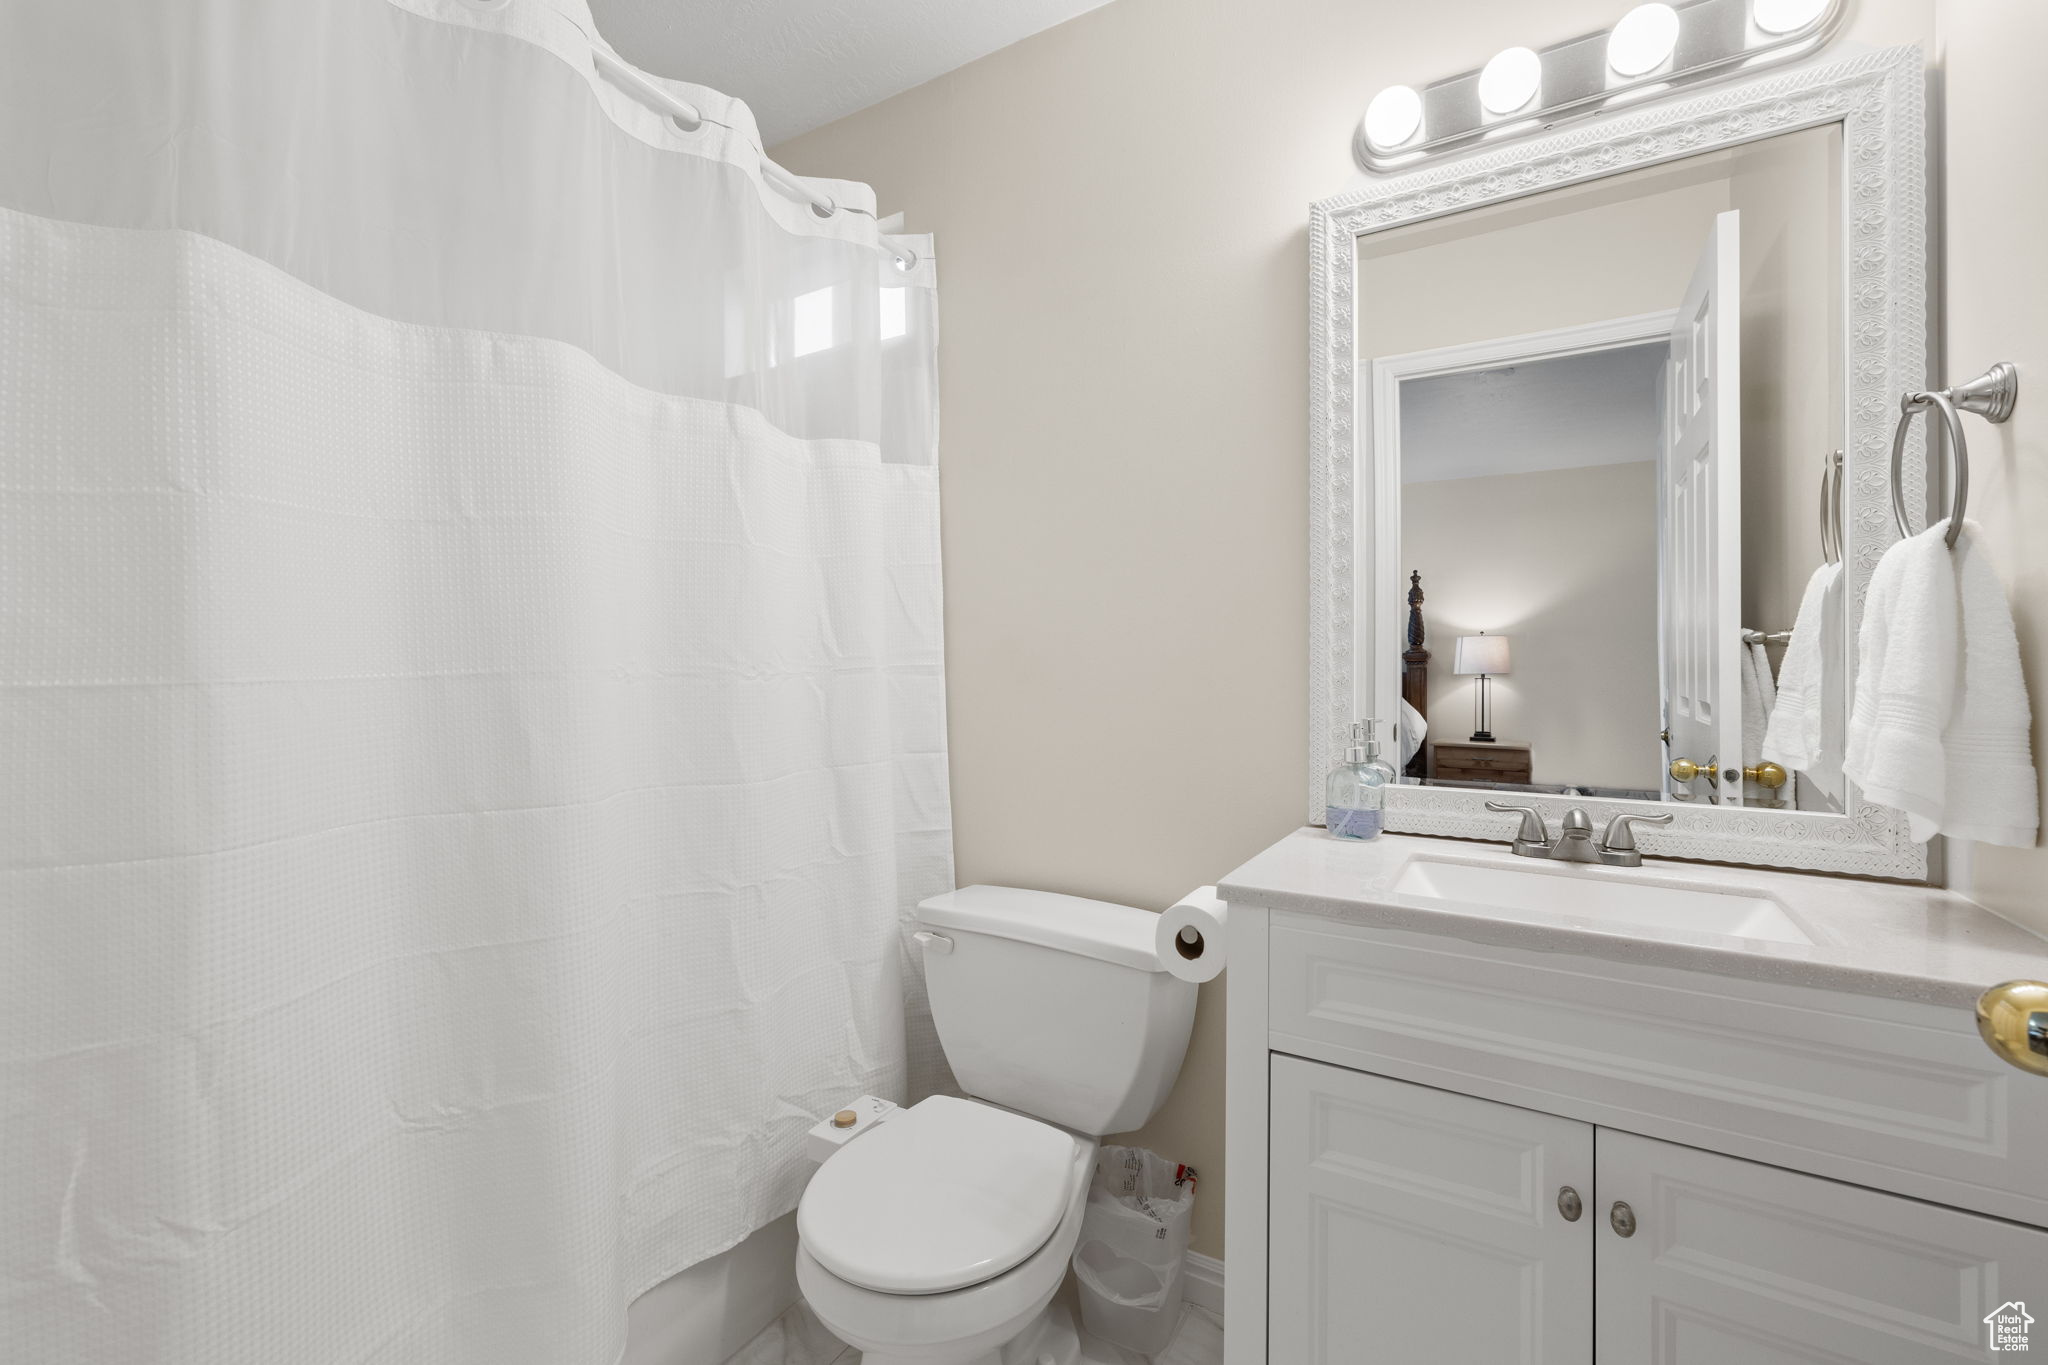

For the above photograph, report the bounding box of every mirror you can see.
[1309,46,1932,877]
[1366,127,1842,811]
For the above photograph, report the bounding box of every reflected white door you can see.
[1661,210,1743,804]
[1596,1129,2048,1361]
[1268,1055,1594,1363]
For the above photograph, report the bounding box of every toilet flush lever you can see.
[913,930,954,955]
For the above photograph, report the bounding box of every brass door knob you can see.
[1743,761,1788,790]
[1671,757,1719,783]
[1976,981,2048,1077]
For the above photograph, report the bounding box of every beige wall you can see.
[1405,463,1662,790]
[1357,155,1734,353]
[1945,0,2048,936]
[774,0,1938,1259]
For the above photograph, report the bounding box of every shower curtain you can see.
[0,3,952,1362]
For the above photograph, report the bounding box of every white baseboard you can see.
[1182,1251,1224,1317]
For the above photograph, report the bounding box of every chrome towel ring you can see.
[1818,449,1843,566]
[1890,361,2019,549]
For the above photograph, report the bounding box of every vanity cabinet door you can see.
[1268,1054,1593,1363]
[1595,1129,2048,1361]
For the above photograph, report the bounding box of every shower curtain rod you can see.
[591,48,920,272]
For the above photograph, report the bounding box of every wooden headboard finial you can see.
[1404,570,1427,660]
[1400,571,1430,777]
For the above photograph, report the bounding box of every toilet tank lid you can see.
[917,885,1167,972]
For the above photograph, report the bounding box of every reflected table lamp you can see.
[1454,633,1511,743]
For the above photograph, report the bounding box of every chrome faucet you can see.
[1485,802,1673,867]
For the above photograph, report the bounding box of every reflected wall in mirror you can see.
[1368,126,1843,813]
[1310,45,1931,876]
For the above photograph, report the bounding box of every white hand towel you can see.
[1761,563,1841,774]
[1944,523,2038,845]
[1741,635,1774,766]
[1750,638,1777,712]
[1846,523,1958,839]
[1741,636,1785,803]
[1844,519,2039,846]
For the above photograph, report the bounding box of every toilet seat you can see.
[797,1096,1081,1294]
[797,1132,1098,1364]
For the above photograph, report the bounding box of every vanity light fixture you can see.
[1355,0,1844,172]
[1751,0,1830,34]
[1362,84,1425,151]
[1478,47,1542,115]
[1607,4,1680,77]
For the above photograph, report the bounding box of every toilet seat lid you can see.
[798,1096,1080,1295]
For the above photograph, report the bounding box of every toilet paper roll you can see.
[1155,886,1228,983]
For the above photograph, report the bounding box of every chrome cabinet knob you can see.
[1609,1201,1637,1237]
[1557,1187,1582,1222]
[1977,981,2048,1077]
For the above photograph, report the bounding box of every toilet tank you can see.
[915,886,1198,1136]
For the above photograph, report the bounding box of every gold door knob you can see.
[1976,981,2048,1077]
[1743,762,1788,790]
[1669,758,1700,782]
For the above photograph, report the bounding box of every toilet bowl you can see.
[795,886,1199,1365]
[796,1098,1097,1364]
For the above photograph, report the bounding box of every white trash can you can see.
[1071,1146,1195,1357]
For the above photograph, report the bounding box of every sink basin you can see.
[1390,856,1811,944]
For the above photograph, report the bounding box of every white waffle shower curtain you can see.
[0,2,952,1361]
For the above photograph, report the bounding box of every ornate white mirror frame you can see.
[1308,44,1931,878]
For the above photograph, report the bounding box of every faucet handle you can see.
[1485,801,1550,850]
[1600,811,1674,853]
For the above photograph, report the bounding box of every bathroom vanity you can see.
[1257,24,2048,1362]
[1220,830,2048,1362]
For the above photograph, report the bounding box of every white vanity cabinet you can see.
[1268,1053,2048,1363]
[1221,835,2048,1365]
[1268,1056,1592,1361]
[1595,1128,2048,1362]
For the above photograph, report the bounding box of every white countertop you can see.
[1219,829,2048,1009]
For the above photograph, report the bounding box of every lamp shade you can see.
[1454,634,1511,676]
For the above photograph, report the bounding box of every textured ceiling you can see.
[587,0,1116,146]
[1402,344,1669,484]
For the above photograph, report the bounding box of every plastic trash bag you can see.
[1071,1146,1195,1355]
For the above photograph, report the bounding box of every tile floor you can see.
[725,1298,1224,1365]
[1150,1304,1224,1364]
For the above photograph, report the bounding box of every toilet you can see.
[795,885,1199,1365]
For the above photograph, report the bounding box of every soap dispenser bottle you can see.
[1326,719,1394,840]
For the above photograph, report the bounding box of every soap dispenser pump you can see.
[1326,719,1394,841]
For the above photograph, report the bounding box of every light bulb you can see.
[1608,3,1680,77]
[1363,85,1424,149]
[1752,0,1828,34]
[1478,47,1542,115]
